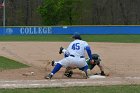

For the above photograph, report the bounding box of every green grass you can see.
[0,35,140,43]
[0,56,29,70]
[83,35,140,43]
[0,85,140,93]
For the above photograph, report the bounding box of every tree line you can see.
[0,0,140,26]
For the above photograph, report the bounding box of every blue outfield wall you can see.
[0,26,140,35]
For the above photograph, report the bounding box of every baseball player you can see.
[45,32,94,79]
[52,53,106,78]
[86,54,105,75]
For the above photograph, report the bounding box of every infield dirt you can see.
[0,42,140,88]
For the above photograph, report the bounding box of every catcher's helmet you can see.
[72,32,82,40]
[92,54,101,61]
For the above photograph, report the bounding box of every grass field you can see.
[0,56,28,70]
[0,35,140,43]
[0,85,140,93]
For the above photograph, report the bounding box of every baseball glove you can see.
[64,67,73,78]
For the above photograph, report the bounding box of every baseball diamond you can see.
[0,42,140,88]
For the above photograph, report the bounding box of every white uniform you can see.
[57,39,89,68]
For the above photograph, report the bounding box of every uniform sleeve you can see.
[84,42,92,60]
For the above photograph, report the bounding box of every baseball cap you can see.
[72,32,82,40]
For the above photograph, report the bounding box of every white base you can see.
[89,75,106,79]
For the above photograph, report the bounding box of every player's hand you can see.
[90,59,94,64]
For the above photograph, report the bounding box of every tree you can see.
[25,0,29,25]
[38,0,81,25]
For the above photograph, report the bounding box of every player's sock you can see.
[79,65,89,78]
[51,63,62,75]
[79,65,88,71]
[84,65,89,77]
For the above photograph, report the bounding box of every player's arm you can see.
[97,64,105,75]
[85,46,94,64]
[98,64,104,72]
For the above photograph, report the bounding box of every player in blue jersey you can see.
[45,32,94,79]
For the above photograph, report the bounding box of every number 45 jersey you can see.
[67,39,89,57]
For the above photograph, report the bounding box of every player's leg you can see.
[74,58,90,78]
[45,63,62,79]
[45,58,69,79]
[58,47,73,77]
[51,61,74,78]
[79,65,89,78]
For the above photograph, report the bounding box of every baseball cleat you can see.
[44,74,53,79]
[64,70,73,78]
[59,47,64,54]
[51,60,55,66]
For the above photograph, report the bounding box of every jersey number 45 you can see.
[72,43,80,50]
